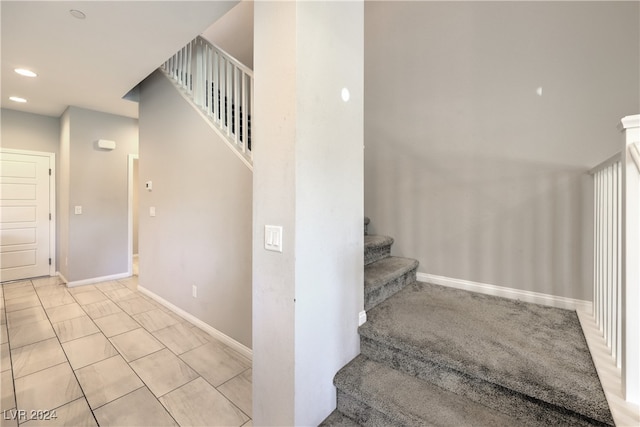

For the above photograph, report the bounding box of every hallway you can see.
[1,276,252,426]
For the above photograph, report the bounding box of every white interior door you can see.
[0,151,52,282]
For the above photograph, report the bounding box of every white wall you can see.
[133,159,139,255]
[253,3,296,423]
[63,107,139,283]
[59,110,71,279]
[202,0,254,68]
[364,1,640,301]
[253,2,364,425]
[138,70,253,348]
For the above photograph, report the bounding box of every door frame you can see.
[0,148,56,278]
[127,153,139,276]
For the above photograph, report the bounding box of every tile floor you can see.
[0,275,252,427]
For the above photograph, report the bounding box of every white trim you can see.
[358,310,367,327]
[66,272,131,288]
[57,272,68,284]
[417,272,591,312]
[589,151,622,175]
[0,148,56,277]
[127,154,139,277]
[577,310,640,427]
[619,114,640,131]
[621,117,640,404]
[138,285,253,361]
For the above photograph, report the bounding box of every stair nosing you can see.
[335,355,523,427]
[364,234,394,250]
[364,257,419,289]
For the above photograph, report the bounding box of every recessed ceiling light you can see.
[9,96,27,103]
[69,9,86,19]
[14,68,37,78]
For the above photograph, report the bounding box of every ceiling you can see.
[1,1,237,119]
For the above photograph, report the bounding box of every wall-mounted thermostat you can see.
[145,181,152,191]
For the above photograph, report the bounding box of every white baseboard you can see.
[577,310,640,427]
[65,272,131,288]
[417,272,592,312]
[56,272,68,284]
[138,285,252,362]
[359,310,367,326]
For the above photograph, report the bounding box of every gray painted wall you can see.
[0,107,137,281]
[138,70,253,348]
[364,1,640,301]
[202,0,254,68]
[63,107,139,282]
[1,109,60,154]
[1,108,61,269]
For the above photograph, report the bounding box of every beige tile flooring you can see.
[0,275,252,427]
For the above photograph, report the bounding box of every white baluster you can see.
[241,73,248,153]
[234,66,240,145]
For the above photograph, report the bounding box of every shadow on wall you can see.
[366,136,589,300]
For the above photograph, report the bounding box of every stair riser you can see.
[359,336,608,426]
[337,390,408,427]
[364,244,391,266]
[365,269,416,311]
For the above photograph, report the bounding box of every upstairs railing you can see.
[162,37,253,166]
[589,114,640,406]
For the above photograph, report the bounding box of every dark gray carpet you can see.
[322,224,612,426]
[359,282,612,425]
[364,235,393,266]
[364,256,418,311]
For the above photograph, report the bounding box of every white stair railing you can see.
[162,37,253,166]
[590,152,622,367]
[619,115,640,405]
[589,114,640,407]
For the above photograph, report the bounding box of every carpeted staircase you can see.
[321,218,613,426]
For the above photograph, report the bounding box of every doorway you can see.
[0,149,55,281]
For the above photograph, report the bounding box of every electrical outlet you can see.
[192,285,197,298]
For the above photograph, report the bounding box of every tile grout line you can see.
[1,281,19,424]
[5,276,252,426]
[109,277,252,425]
[90,280,180,426]
[32,278,101,427]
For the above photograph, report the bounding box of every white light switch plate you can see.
[150,207,156,217]
[74,206,82,215]
[265,225,283,252]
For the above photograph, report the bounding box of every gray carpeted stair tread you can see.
[334,355,522,427]
[364,235,393,266]
[364,235,393,251]
[364,257,418,289]
[359,281,613,425]
[319,410,361,427]
[364,256,418,311]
